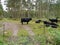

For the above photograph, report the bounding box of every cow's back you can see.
[21,18,32,22]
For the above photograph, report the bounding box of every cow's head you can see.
[29,18,32,20]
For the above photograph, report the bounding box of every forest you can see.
[0,0,60,45]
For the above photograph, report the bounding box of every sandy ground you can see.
[3,22,19,36]
[0,22,39,45]
[22,25,35,36]
[2,22,35,36]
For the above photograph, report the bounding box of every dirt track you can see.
[3,22,19,36]
[2,22,35,36]
[22,25,35,36]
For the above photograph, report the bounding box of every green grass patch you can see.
[18,29,29,36]
[0,18,20,24]
[1,30,13,45]
[29,21,44,35]
[0,18,60,45]
[3,30,12,37]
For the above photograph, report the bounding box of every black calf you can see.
[43,21,50,25]
[50,23,58,28]
[43,21,50,27]
[51,25,57,28]
[49,18,58,23]
[43,21,58,28]
[21,18,32,24]
[35,20,41,23]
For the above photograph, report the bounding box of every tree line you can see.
[0,0,60,19]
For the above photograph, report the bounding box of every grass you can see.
[0,34,3,45]
[0,22,12,45]
[0,18,60,45]
[18,27,29,36]
[29,21,45,35]
[0,18,20,24]
[28,20,60,45]
[3,30,12,37]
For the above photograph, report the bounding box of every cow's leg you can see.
[27,22,28,24]
[22,22,23,24]
[56,20,58,23]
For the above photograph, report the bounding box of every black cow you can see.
[21,18,32,24]
[50,22,58,26]
[43,21,58,28]
[49,17,58,23]
[43,21,51,27]
[50,23,58,28]
[35,20,41,23]
[51,25,57,28]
